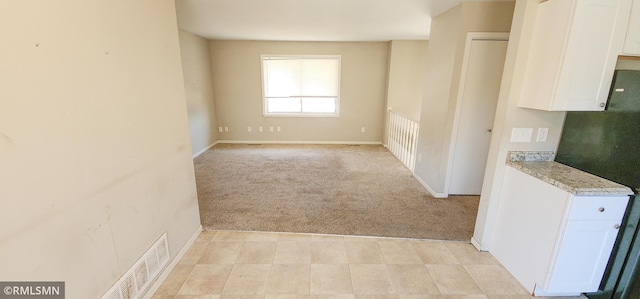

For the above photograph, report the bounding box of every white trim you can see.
[141,225,203,299]
[413,173,448,198]
[533,285,582,297]
[386,108,419,123]
[192,142,218,158]
[444,32,510,196]
[471,237,488,251]
[387,110,420,172]
[262,112,340,118]
[261,55,342,117]
[216,140,382,145]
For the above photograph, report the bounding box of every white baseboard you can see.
[216,140,382,145]
[533,285,582,297]
[471,237,488,251]
[142,225,203,299]
[192,142,218,158]
[413,173,448,198]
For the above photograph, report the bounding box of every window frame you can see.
[260,54,342,117]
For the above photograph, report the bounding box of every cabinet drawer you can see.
[568,196,630,221]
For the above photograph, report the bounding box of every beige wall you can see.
[0,1,201,298]
[414,2,516,195]
[386,40,429,122]
[473,0,567,249]
[179,30,218,156]
[209,40,389,143]
[414,5,463,195]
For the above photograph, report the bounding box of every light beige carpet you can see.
[194,144,480,241]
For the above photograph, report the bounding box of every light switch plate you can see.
[536,128,549,142]
[511,128,533,142]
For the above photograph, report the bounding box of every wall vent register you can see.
[101,233,170,299]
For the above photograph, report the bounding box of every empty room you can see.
[179,0,516,240]
[3,0,639,299]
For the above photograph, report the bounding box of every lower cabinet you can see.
[541,220,622,294]
[491,166,629,296]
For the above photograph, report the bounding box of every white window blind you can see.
[262,55,341,116]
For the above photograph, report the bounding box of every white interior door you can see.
[448,39,508,195]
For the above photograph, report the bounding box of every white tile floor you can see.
[151,230,584,299]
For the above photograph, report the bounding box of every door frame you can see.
[444,32,510,196]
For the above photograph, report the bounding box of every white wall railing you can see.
[387,110,419,172]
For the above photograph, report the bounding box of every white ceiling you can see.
[175,0,514,42]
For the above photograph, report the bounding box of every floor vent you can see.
[101,233,169,299]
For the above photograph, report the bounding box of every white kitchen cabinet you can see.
[538,220,622,294]
[492,166,630,296]
[518,0,632,111]
[623,0,640,55]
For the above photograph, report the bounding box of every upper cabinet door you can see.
[518,0,633,111]
[623,0,640,55]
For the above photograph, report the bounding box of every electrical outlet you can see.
[536,128,549,142]
[218,127,223,133]
[277,126,281,132]
[247,126,252,132]
[259,126,263,132]
[269,126,274,132]
[510,128,533,142]
[361,127,366,133]
[224,127,228,132]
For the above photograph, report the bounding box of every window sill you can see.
[263,113,340,118]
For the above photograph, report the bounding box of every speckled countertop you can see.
[507,151,633,196]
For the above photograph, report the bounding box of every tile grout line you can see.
[156,230,567,298]
[218,231,240,296]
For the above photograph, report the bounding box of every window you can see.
[262,55,341,116]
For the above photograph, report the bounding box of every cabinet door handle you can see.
[599,207,605,212]
[614,224,621,229]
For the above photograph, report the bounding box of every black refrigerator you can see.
[555,70,640,299]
